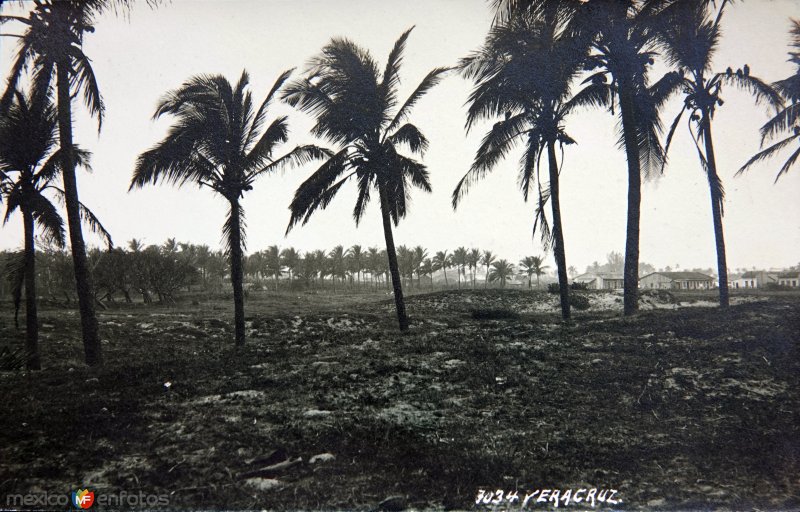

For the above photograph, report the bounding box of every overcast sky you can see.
[1,0,799,273]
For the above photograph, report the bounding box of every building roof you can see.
[575,272,622,281]
[645,271,714,281]
[777,271,800,278]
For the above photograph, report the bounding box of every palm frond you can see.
[244,115,289,168]
[286,148,352,233]
[759,103,799,143]
[381,26,415,113]
[737,133,800,181]
[50,187,112,249]
[68,46,105,131]
[386,67,450,135]
[387,123,429,155]
[245,68,294,149]
[660,104,687,173]
[719,73,784,110]
[252,144,333,179]
[29,189,66,247]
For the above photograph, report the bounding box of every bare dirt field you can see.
[0,289,798,510]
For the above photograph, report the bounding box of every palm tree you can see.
[347,244,365,286]
[131,70,326,345]
[0,90,110,370]
[455,3,589,320]
[489,259,515,288]
[658,1,782,308]
[738,18,800,181]
[412,245,428,287]
[452,246,467,289]
[568,0,682,316]
[1,0,160,366]
[281,247,302,285]
[467,248,481,287]
[432,250,451,287]
[264,245,282,290]
[420,257,435,288]
[283,28,448,332]
[519,255,549,288]
[481,250,496,288]
[328,245,346,291]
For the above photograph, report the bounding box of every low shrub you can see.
[570,294,591,310]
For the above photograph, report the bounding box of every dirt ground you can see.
[0,289,798,510]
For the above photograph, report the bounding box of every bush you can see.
[547,283,560,294]
[570,282,588,291]
[570,294,591,310]
[471,308,520,320]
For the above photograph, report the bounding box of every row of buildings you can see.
[573,270,800,290]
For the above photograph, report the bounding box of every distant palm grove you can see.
[2,0,799,369]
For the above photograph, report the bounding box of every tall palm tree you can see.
[283,28,448,332]
[489,259,515,288]
[519,255,549,288]
[658,1,782,308]
[455,3,589,320]
[131,70,326,345]
[1,0,159,367]
[0,90,110,370]
[569,0,682,316]
[738,18,800,181]
[432,250,451,287]
[481,250,496,288]
[420,257,435,287]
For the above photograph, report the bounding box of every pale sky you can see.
[1,0,799,273]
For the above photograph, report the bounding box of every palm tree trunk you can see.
[379,186,409,331]
[485,265,489,288]
[228,199,246,345]
[22,207,41,370]
[701,113,730,308]
[547,141,571,321]
[619,82,641,316]
[56,62,102,366]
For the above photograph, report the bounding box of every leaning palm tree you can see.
[131,70,327,345]
[519,255,549,289]
[282,28,449,331]
[455,3,590,320]
[0,90,111,370]
[658,1,783,308]
[489,259,515,288]
[738,18,800,181]
[1,0,159,367]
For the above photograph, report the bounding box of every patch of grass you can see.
[470,308,520,320]
[0,290,798,510]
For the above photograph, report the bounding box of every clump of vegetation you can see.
[569,293,591,310]
[470,308,520,320]
[640,289,678,304]
[570,282,589,291]
[547,282,560,294]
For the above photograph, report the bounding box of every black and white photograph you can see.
[0,0,799,510]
